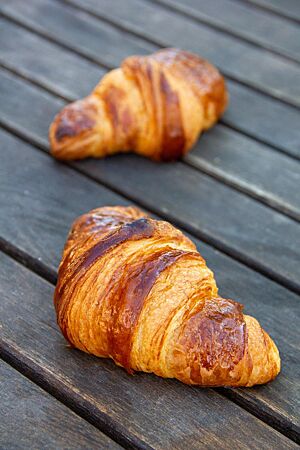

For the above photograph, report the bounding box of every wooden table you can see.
[0,0,299,448]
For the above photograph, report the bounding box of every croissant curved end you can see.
[49,97,103,160]
[54,205,280,387]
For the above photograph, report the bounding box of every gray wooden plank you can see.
[0,130,300,442]
[245,0,300,22]
[0,18,104,100]
[0,72,300,292]
[0,16,103,99]
[0,129,125,271]
[0,252,298,448]
[0,20,299,220]
[152,0,300,61]
[187,125,300,221]
[1,14,299,159]
[60,0,300,106]
[74,155,300,293]
[0,0,154,67]
[1,0,300,107]
[0,360,122,450]
[0,0,298,442]
[223,81,300,160]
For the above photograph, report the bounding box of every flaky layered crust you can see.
[54,206,280,387]
[49,48,228,161]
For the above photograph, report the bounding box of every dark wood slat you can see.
[0,129,125,271]
[187,125,300,221]
[0,252,298,448]
[0,360,122,450]
[223,81,300,160]
[1,72,300,292]
[1,0,294,442]
[0,18,104,100]
[1,13,299,159]
[0,130,300,442]
[0,21,299,221]
[0,0,155,67]
[245,0,300,22]
[59,0,300,107]
[74,156,300,293]
[1,0,300,108]
[0,16,102,99]
[152,0,300,62]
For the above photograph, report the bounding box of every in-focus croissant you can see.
[49,48,228,161]
[54,206,280,387]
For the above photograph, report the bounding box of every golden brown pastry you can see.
[54,206,280,387]
[49,48,228,161]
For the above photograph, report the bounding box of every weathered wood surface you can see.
[187,126,300,221]
[1,72,300,293]
[153,0,300,61]
[223,82,299,159]
[1,7,299,159]
[0,17,103,100]
[0,0,299,446]
[59,0,300,106]
[246,0,300,22]
[0,360,122,450]
[0,252,298,449]
[0,130,299,442]
[1,18,299,221]
[1,0,300,107]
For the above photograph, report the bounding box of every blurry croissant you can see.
[49,48,228,161]
[54,206,280,387]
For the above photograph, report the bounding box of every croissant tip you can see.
[49,99,100,160]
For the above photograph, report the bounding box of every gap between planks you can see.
[1,129,299,442]
[1,1,300,113]
[0,60,299,225]
[142,0,300,65]
[1,10,299,162]
[0,249,299,446]
[0,1,298,442]
[235,0,300,25]
[0,360,124,450]
[57,0,300,110]
[0,341,146,450]
[1,120,300,297]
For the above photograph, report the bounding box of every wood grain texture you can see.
[55,0,300,106]
[0,252,298,448]
[186,125,300,221]
[73,156,300,293]
[245,0,300,22]
[152,0,300,61]
[0,129,125,271]
[0,0,155,67]
[223,81,300,159]
[0,130,299,440]
[0,17,104,100]
[1,0,300,108]
[1,15,299,159]
[0,18,299,217]
[0,0,299,442]
[0,77,300,292]
[0,361,121,450]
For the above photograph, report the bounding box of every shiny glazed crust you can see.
[49,48,228,161]
[54,206,280,387]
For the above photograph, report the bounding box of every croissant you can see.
[54,206,280,387]
[49,48,228,161]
